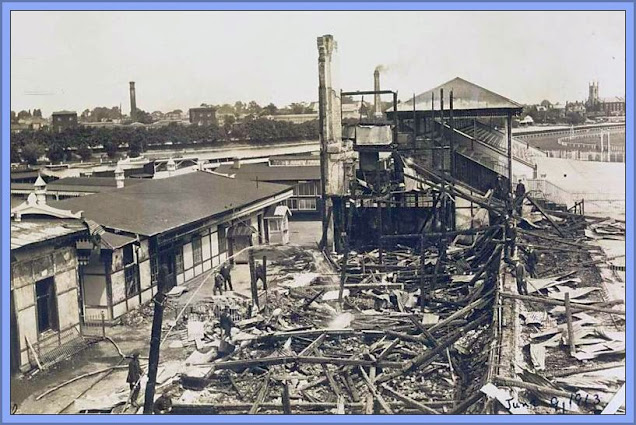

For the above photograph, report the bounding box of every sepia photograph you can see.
[7,7,629,417]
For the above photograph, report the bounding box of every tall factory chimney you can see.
[129,81,137,121]
[374,68,382,118]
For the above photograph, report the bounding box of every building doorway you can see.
[35,277,58,334]
[158,249,176,291]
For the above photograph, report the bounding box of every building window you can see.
[269,219,281,232]
[150,256,159,285]
[296,182,319,197]
[298,198,317,211]
[192,236,203,265]
[175,248,184,274]
[218,225,227,253]
[36,277,58,334]
[285,198,299,210]
[125,265,140,298]
[123,245,135,266]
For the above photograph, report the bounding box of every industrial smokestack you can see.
[374,68,382,118]
[129,81,137,121]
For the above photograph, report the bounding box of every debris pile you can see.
[141,225,504,415]
[491,206,626,414]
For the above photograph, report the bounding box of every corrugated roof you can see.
[50,171,292,237]
[101,232,137,249]
[215,163,320,182]
[11,170,41,180]
[11,219,87,250]
[390,77,522,113]
[227,224,258,238]
[50,177,146,188]
[11,178,146,194]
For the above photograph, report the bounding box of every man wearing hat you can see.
[514,260,528,296]
[220,262,233,292]
[514,178,526,215]
[524,245,539,278]
[213,272,225,296]
[126,351,143,408]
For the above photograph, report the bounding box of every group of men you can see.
[494,176,540,297]
[493,175,527,215]
[214,260,267,296]
[213,262,233,295]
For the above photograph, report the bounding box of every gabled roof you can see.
[215,163,320,182]
[390,77,522,113]
[11,194,88,250]
[50,171,292,237]
[264,205,292,219]
[11,219,87,250]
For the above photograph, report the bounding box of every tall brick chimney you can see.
[374,69,382,118]
[129,81,137,121]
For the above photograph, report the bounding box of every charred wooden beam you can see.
[499,292,625,315]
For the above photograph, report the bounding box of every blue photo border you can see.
[1,2,633,424]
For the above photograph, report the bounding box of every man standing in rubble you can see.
[219,306,233,338]
[514,179,526,216]
[505,217,517,263]
[493,175,506,201]
[213,272,225,296]
[255,261,267,290]
[126,351,143,408]
[220,262,233,292]
[514,260,528,295]
[525,245,539,278]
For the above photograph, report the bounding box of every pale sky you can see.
[11,10,626,116]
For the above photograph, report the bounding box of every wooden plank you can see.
[282,380,291,414]
[359,367,393,414]
[601,383,625,414]
[298,333,326,356]
[565,292,576,356]
[518,228,601,250]
[546,361,625,378]
[336,395,345,415]
[450,392,484,414]
[499,292,625,315]
[25,336,43,371]
[377,313,490,383]
[380,383,439,414]
[316,349,343,398]
[526,195,565,237]
[428,293,492,333]
[376,339,400,362]
[343,371,360,402]
[249,373,271,414]
[493,376,572,399]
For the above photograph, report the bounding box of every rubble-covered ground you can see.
[14,210,625,415]
[493,210,626,414]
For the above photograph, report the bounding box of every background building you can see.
[51,111,78,132]
[189,107,218,126]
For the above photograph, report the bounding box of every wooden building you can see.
[10,194,91,373]
[215,162,321,216]
[50,171,292,323]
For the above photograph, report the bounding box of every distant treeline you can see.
[11,119,319,165]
